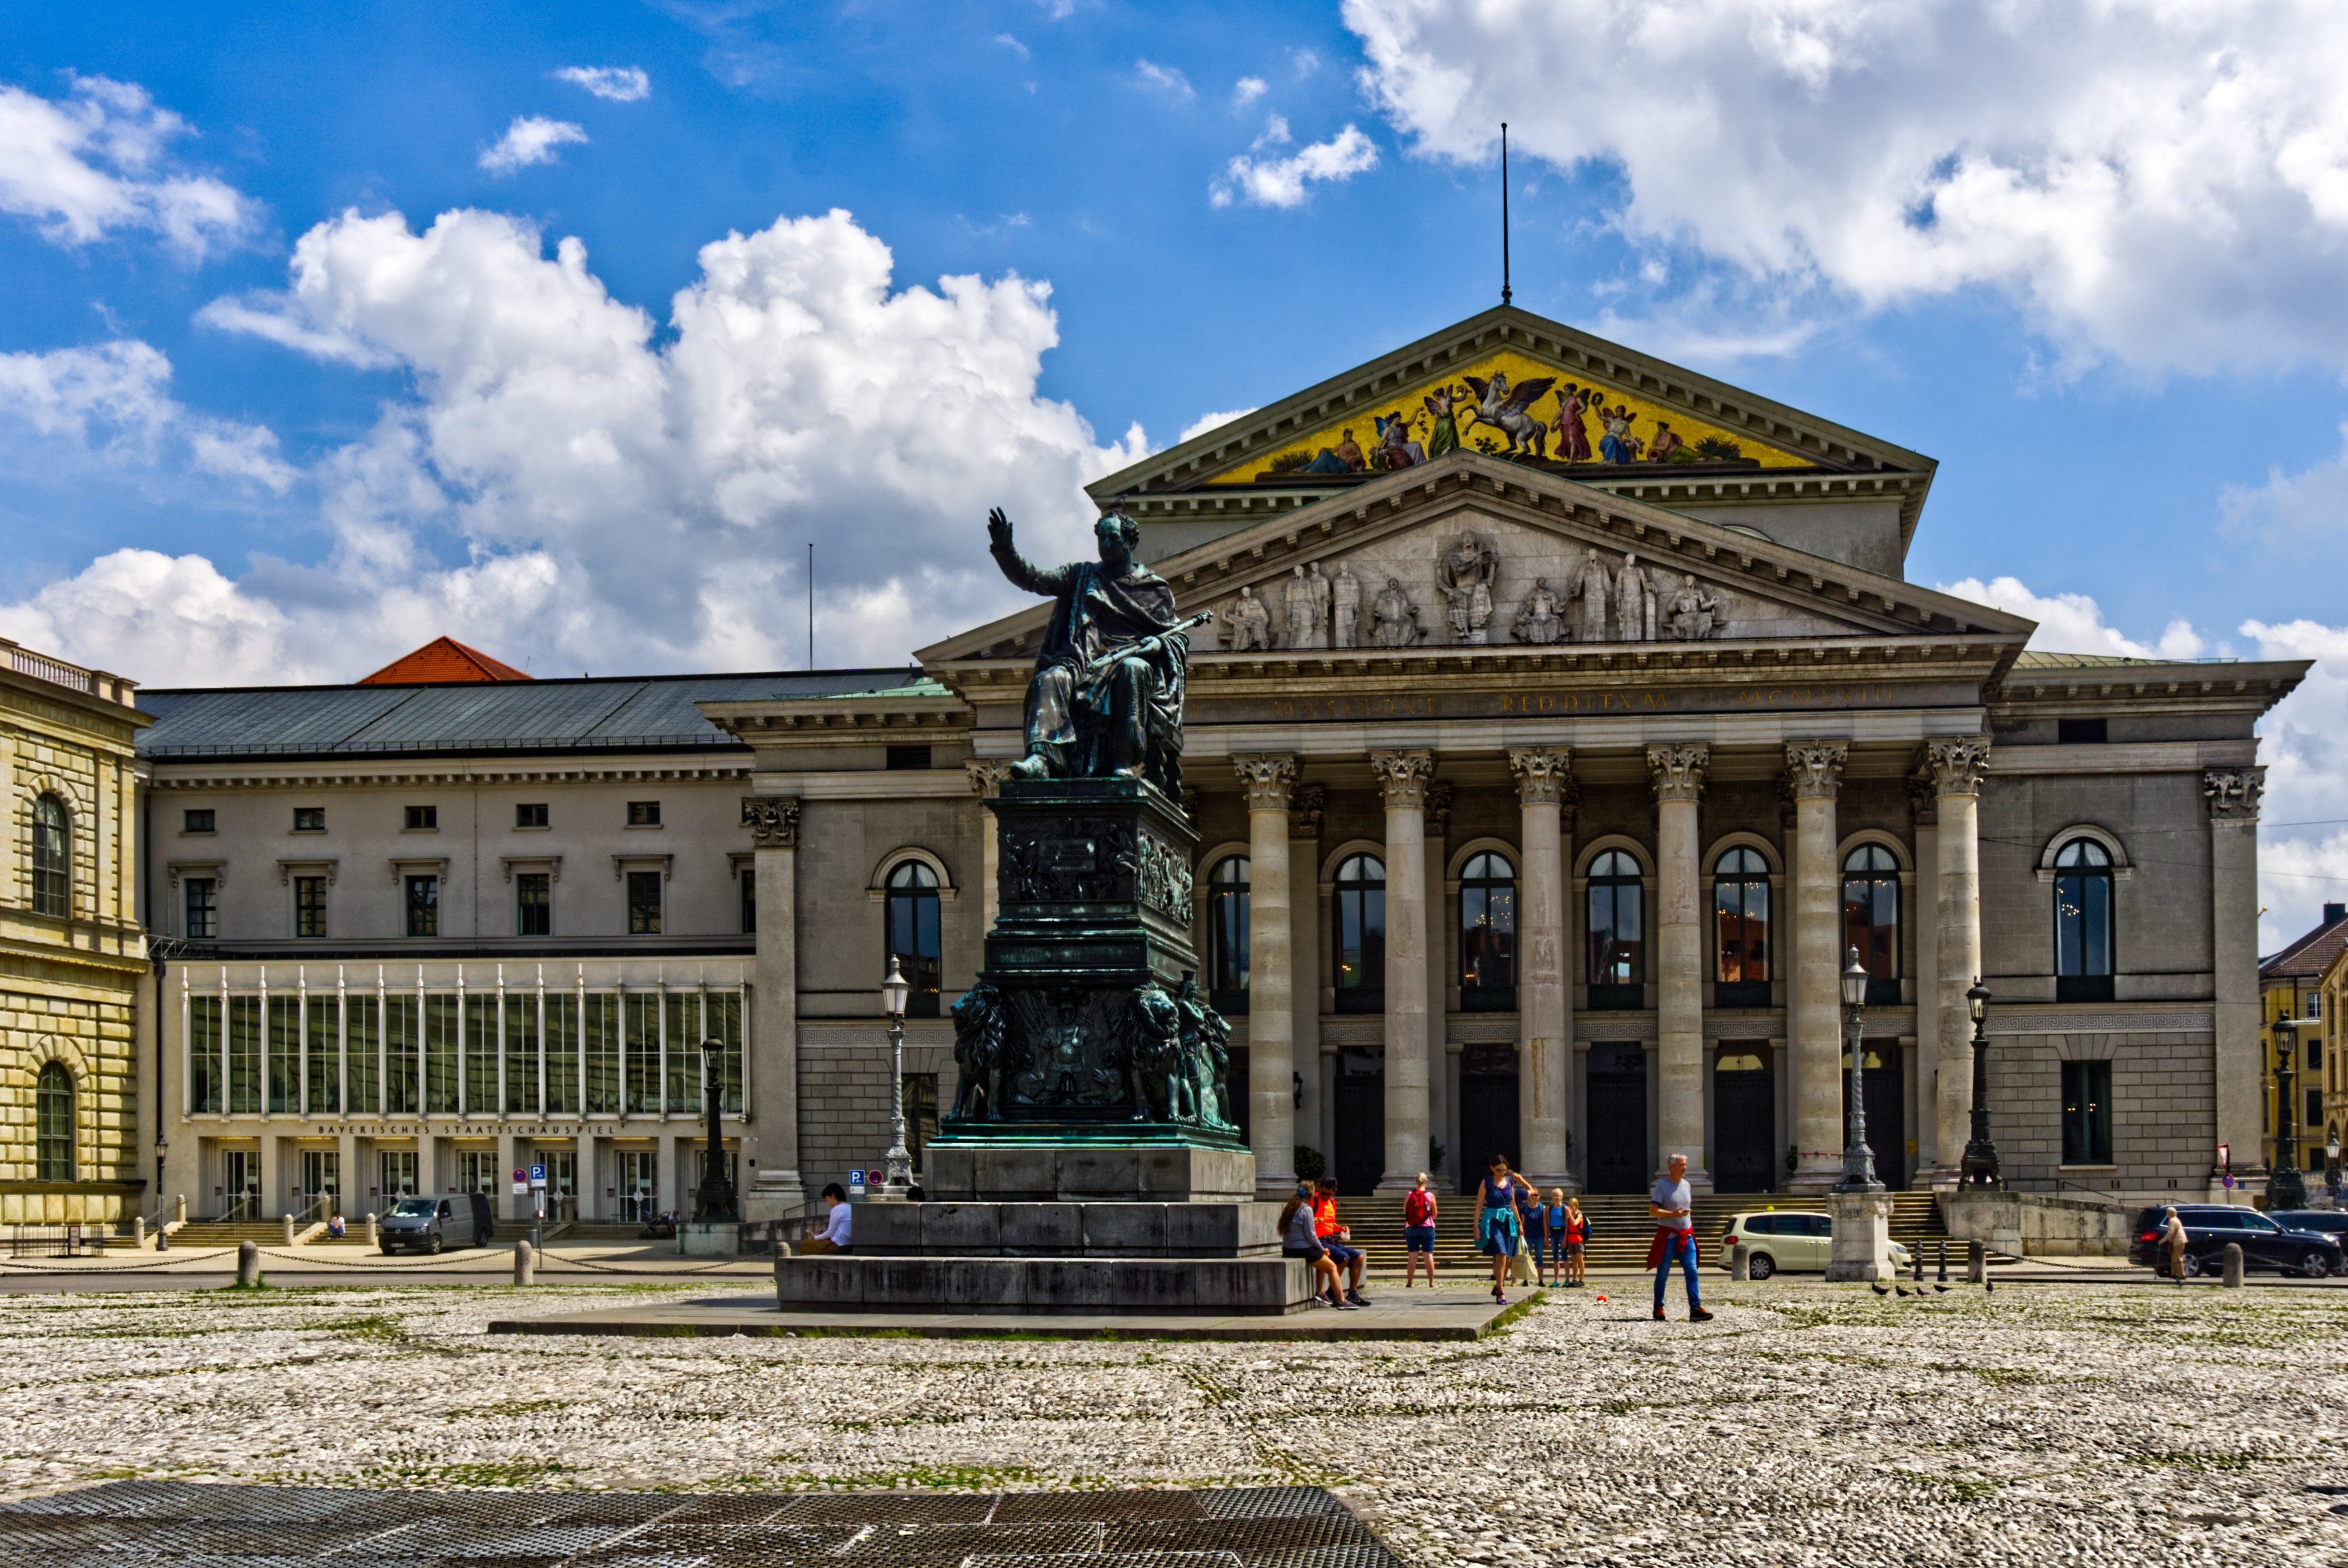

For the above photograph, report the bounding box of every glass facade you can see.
[1586,849,1644,1007]
[885,861,942,1018]
[1459,852,1515,1010]
[2054,839,2115,1003]
[1712,847,1769,1005]
[1207,856,1249,1012]
[1333,854,1386,1013]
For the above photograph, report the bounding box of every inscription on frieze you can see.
[1187,679,1962,726]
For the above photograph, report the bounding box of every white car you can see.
[1718,1210,1912,1279]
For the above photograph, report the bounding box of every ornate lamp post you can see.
[880,956,913,1199]
[692,1037,739,1223]
[1835,948,1882,1194]
[2328,1127,2342,1205]
[1959,978,2000,1188]
[2273,1021,2307,1210]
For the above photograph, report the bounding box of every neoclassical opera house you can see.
[141,306,2301,1224]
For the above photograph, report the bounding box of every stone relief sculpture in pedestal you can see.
[1616,554,1652,643]
[1568,548,1613,642]
[1305,561,1332,648]
[1225,586,1270,651]
[1371,577,1427,647]
[1331,562,1362,649]
[1511,577,1564,645]
[1282,565,1318,650]
[1665,574,1720,640]
[1437,531,1499,644]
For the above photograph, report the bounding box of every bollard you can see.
[1937,1239,1949,1284]
[365,1213,378,1249]
[174,1194,187,1226]
[513,1239,534,1286]
[155,1219,169,1252]
[132,1216,145,1248]
[1730,1241,1750,1282]
[1967,1240,1986,1284]
[2223,1242,2245,1288]
[281,1213,295,1246]
[1912,1244,1924,1282]
[236,1240,260,1287]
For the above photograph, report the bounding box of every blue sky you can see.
[6,0,2348,943]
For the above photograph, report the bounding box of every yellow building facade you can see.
[2259,904,2342,1188]
[0,642,149,1228]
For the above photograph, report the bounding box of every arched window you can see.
[2053,838,2115,1002]
[1333,853,1386,1014]
[34,1062,72,1182]
[1207,856,1250,1014]
[885,860,942,1019]
[1459,852,1517,1012]
[1587,849,1644,1011]
[1713,847,1771,1008]
[30,794,68,920]
[1842,844,1902,1006]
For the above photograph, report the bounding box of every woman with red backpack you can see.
[1403,1171,1438,1289]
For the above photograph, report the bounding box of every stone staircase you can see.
[1323,1189,1951,1272]
[163,1222,291,1250]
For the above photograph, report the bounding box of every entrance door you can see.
[1584,1043,1649,1194]
[543,1150,578,1222]
[220,1150,258,1222]
[1858,1049,1906,1189]
[377,1150,418,1207]
[619,1150,657,1222]
[1333,1057,1385,1196]
[1713,1049,1777,1194]
[299,1150,341,1223]
[1458,1077,1520,1194]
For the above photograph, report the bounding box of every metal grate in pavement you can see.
[0,1482,1403,1566]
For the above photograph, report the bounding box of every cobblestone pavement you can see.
[3,1279,2343,1566]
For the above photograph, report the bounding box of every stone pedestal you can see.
[1823,1190,1893,1282]
[677,1221,740,1256]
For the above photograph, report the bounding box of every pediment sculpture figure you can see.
[1330,562,1362,649]
[1666,573,1720,640]
[987,507,1198,789]
[1283,565,1319,650]
[1616,553,1652,644]
[1305,561,1332,649]
[1437,531,1499,644]
[1371,577,1427,647]
[1511,576,1563,645]
[1225,585,1270,652]
[1569,548,1613,642]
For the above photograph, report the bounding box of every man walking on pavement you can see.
[1648,1153,1711,1322]
[2161,1205,2190,1284]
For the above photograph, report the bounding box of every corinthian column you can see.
[1926,739,1990,1185]
[1648,743,1711,1192]
[2208,766,2266,1189]
[1510,748,1575,1189]
[1785,741,1848,1192]
[741,796,803,1217]
[965,761,1016,935]
[1371,750,1437,1189]
[1233,755,1299,1197]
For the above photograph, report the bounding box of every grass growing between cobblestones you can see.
[0,1279,2342,1564]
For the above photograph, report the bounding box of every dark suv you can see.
[379,1193,495,1255]
[2129,1204,2345,1279]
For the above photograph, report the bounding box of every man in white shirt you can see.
[800,1183,853,1254]
[1648,1153,1712,1323]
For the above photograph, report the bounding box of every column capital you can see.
[1425,782,1456,839]
[1369,750,1437,810]
[741,797,801,849]
[1783,740,1848,800]
[1288,783,1326,839]
[1645,743,1710,804]
[1509,747,1578,807]
[1905,772,1939,827]
[1231,754,1299,811]
[965,760,1017,799]
[2204,766,2266,822]
[1923,738,1991,797]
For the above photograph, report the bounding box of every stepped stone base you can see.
[774,1254,1312,1315]
[844,1199,1278,1258]
[922,1142,1253,1203]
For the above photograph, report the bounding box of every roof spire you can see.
[1500,122,1512,306]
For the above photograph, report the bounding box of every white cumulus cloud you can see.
[1179,408,1257,443]
[1135,61,1195,102]
[0,338,292,493]
[1234,76,1267,110]
[0,74,256,258]
[552,66,650,103]
[480,116,588,174]
[1211,124,1377,208]
[1344,0,2348,373]
[1938,575,2206,662]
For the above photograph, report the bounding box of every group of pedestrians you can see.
[1468,1157,1587,1304]
[1278,1178,1373,1309]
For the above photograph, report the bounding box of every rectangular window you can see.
[458,1150,496,1196]
[503,994,539,1114]
[665,990,700,1115]
[2057,718,2109,744]
[227,996,260,1114]
[294,876,327,939]
[516,803,549,829]
[627,800,661,827]
[2311,993,2325,1020]
[627,870,663,934]
[345,995,379,1115]
[184,877,217,940]
[739,866,755,934]
[404,804,437,831]
[405,875,439,937]
[583,993,619,1114]
[265,996,298,1114]
[188,996,222,1114]
[707,991,742,1115]
[294,807,325,832]
[424,993,459,1114]
[385,995,420,1115]
[516,873,551,936]
[2060,1059,2113,1165]
[183,808,215,834]
[2310,1088,2326,1130]
[304,997,340,1114]
[885,744,932,771]
[463,995,497,1115]
[545,993,579,1115]
[624,993,659,1114]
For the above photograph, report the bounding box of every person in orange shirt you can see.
[1313,1178,1369,1307]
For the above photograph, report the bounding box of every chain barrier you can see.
[0,1245,771,1278]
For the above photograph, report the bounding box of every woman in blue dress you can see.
[1477,1154,1527,1304]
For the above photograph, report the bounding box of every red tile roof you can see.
[357,637,532,686]
[2262,905,2348,980]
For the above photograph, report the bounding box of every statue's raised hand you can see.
[986,508,1014,552]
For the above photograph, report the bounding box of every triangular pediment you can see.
[919,451,2028,673]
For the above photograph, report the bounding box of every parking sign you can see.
[529,1163,547,1188]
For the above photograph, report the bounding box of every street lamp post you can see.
[2273,1021,2308,1211]
[1959,978,2000,1188]
[1835,948,1882,1194]
[692,1037,740,1223]
[880,956,913,1199]
[2328,1128,2342,1205]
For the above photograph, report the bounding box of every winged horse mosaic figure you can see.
[1461,371,1559,457]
